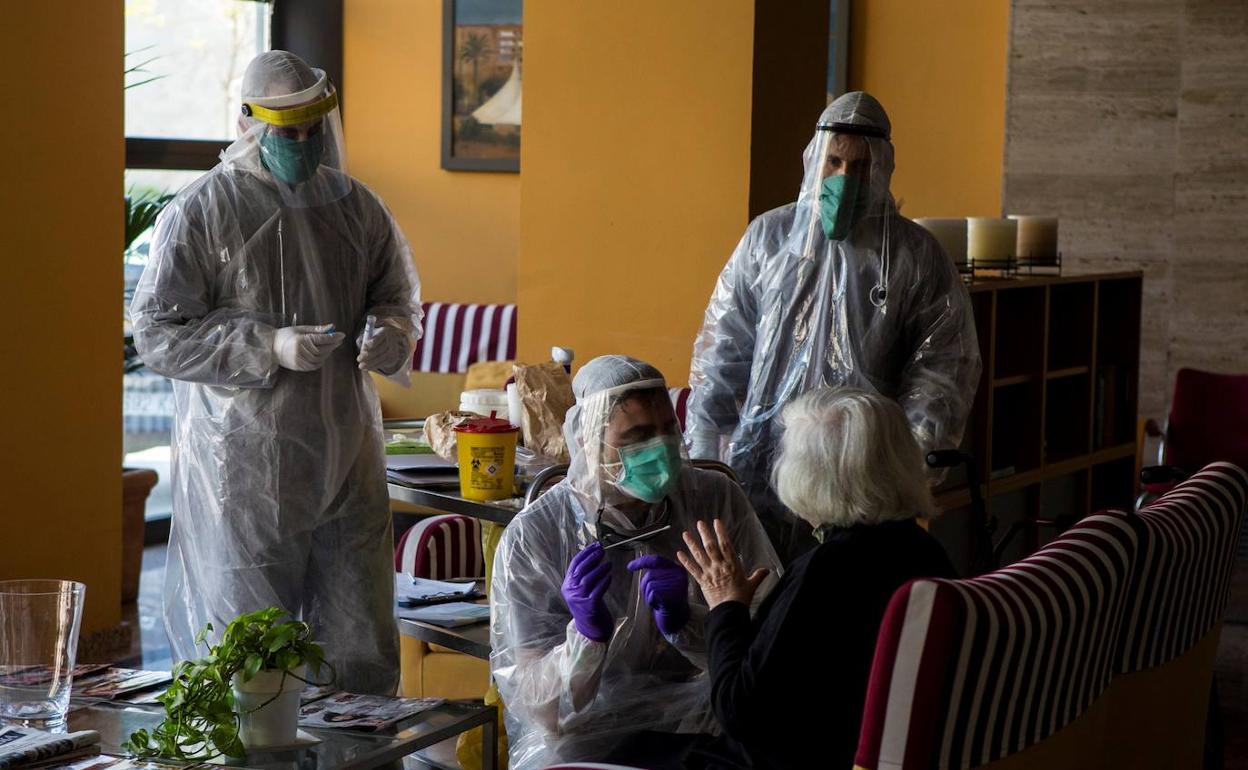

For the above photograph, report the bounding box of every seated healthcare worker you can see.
[490,355,782,770]
[679,387,957,769]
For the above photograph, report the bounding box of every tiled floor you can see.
[132,544,1248,768]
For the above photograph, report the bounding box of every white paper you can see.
[394,574,476,602]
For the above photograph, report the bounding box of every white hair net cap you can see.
[818,90,892,137]
[242,50,322,102]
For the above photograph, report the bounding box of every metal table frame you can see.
[388,482,519,525]
[398,617,491,660]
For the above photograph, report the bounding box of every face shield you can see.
[563,358,689,525]
[223,59,352,208]
[794,92,898,306]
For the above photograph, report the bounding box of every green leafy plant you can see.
[124,47,165,91]
[123,190,173,374]
[122,607,332,761]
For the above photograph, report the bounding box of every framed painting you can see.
[441,0,523,172]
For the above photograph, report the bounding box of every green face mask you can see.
[614,435,683,503]
[260,131,325,185]
[818,174,869,241]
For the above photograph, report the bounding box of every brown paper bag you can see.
[513,362,575,463]
[423,410,479,463]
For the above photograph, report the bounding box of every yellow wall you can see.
[518,1,756,382]
[0,6,123,633]
[849,0,1009,218]
[345,0,520,306]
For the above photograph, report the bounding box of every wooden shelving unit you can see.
[929,272,1143,574]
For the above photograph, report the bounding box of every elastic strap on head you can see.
[242,88,338,127]
[816,121,890,141]
[583,378,668,404]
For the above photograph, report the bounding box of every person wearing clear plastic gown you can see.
[490,355,781,770]
[130,51,422,694]
[686,91,981,560]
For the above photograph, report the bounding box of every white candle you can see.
[1009,215,1059,265]
[967,217,1018,262]
[915,218,969,266]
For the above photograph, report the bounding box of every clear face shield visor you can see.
[238,70,350,205]
[574,379,688,537]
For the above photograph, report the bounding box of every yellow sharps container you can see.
[454,413,519,501]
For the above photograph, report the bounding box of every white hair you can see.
[772,387,935,529]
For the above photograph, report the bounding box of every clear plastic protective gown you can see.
[490,356,781,769]
[130,52,421,694]
[686,92,981,545]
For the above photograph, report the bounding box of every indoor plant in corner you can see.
[120,190,172,604]
[123,607,332,760]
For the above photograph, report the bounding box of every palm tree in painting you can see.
[459,32,490,107]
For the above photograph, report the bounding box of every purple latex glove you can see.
[628,555,691,636]
[561,542,615,643]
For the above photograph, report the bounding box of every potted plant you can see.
[123,607,333,760]
[120,190,172,603]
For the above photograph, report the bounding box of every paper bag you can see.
[513,362,575,463]
[423,411,479,464]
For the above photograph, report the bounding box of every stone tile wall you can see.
[1005,0,1247,420]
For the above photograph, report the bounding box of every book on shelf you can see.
[0,726,99,770]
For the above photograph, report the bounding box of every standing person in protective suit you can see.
[686,91,981,561]
[130,51,422,695]
[491,356,780,770]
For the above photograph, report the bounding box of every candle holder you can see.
[1017,252,1063,276]
[964,255,1019,283]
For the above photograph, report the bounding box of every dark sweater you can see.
[703,518,955,770]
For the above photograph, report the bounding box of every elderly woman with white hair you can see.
[678,387,955,770]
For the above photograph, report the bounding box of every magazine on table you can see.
[0,665,110,689]
[72,669,172,700]
[298,692,444,731]
[0,726,99,770]
[38,755,187,770]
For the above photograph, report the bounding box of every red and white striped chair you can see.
[854,513,1140,769]
[413,301,517,374]
[395,514,488,700]
[395,514,485,580]
[1101,462,1248,768]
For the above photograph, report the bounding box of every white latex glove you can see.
[273,324,346,372]
[357,316,413,375]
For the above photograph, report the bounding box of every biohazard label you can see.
[469,446,506,491]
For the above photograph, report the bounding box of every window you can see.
[124,1,273,522]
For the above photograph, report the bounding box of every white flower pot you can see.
[232,666,304,748]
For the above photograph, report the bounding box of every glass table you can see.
[68,698,497,770]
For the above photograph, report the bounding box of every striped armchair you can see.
[395,514,488,701]
[855,513,1140,769]
[395,514,485,580]
[1102,462,1248,768]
